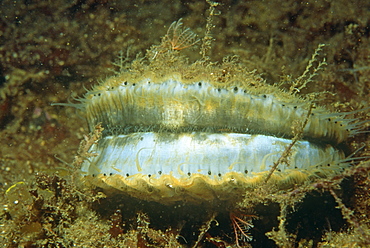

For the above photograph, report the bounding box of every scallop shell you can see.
[79,60,363,203]
[74,19,368,204]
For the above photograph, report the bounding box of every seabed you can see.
[0,0,369,247]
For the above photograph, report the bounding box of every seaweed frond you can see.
[200,0,221,62]
[290,44,327,94]
[110,49,132,74]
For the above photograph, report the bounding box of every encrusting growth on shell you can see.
[165,19,200,51]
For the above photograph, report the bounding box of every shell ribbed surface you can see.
[85,80,352,144]
[81,78,352,203]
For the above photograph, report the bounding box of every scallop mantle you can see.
[80,71,361,203]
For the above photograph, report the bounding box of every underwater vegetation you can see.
[0,0,369,247]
